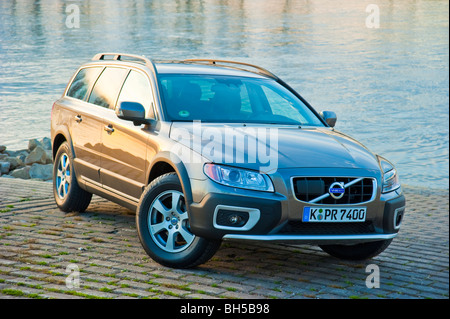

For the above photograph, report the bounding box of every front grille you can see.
[279,220,375,235]
[292,177,375,204]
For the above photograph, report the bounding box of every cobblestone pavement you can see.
[0,178,448,299]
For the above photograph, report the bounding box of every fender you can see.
[51,125,75,161]
[51,125,87,189]
[147,151,194,206]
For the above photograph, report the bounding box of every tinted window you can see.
[88,67,128,108]
[66,67,102,101]
[159,75,324,126]
[117,70,155,118]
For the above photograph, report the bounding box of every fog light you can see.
[216,209,249,228]
[393,207,405,230]
[229,215,242,224]
[213,205,261,231]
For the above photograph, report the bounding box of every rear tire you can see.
[319,239,393,261]
[53,141,92,212]
[136,173,221,268]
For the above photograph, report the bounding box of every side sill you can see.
[84,179,138,212]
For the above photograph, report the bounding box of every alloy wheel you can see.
[148,190,195,253]
[56,153,71,199]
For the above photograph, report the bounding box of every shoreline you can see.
[0,138,53,181]
[1,138,449,194]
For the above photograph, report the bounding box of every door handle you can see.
[104,124,114,134]
[74,115,82,123]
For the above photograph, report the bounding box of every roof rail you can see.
[183,59,278,80]
[91,52,158,77]
[92,52,154,67]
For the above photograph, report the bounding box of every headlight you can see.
[203,163,274,192]
[379,157,401,193]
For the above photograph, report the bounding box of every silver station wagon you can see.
[51,53,406,268]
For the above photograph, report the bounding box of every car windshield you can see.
[159,74,325,126]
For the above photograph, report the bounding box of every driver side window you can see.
[117,70,155,119]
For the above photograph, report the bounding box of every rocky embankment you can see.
[0,138,53,181]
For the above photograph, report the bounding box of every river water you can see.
[0,0,448,189]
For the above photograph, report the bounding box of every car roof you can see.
[154,62,268,79]
[87,53,277,80]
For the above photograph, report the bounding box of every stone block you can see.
[29,163,53,180]
[9,166,31,179]
[0,161,11,174]
[3,156,24,170]
[25,146,47,165]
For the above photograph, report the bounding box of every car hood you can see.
[169,122,381,173]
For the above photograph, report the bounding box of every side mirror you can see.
[116,101,154,126]
[320,111,337,127]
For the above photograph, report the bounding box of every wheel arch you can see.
[147,152,194,205]
[52,127,74,160]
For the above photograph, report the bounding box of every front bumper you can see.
[187,169,406,244]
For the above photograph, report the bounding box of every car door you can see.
[101,69,156,201]
[65,66,105,184]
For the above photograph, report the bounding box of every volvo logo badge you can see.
[329,182,345,199]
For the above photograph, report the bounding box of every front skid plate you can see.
[222,233,397,245]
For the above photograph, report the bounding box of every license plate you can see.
[302,207,366,222]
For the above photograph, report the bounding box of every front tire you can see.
[136,173,221,268]
[319,239,393,261]
[53,141,92,212]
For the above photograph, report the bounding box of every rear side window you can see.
[116,70,155,118]
[88,67,128,108]
[66,67,103,101]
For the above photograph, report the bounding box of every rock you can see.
[0,138,52,180]
[28,137,52,152]
[3,150,15,157]
[10,166,31,179]
[28,138,41,152]
[41,137,52,151]
[3,156,24,170]
[0,161,10,174]
[25,146,47,165]
[29,163,53,180]
[5,149,29,158]
[16,152,28,163]
[45,150,53,164]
